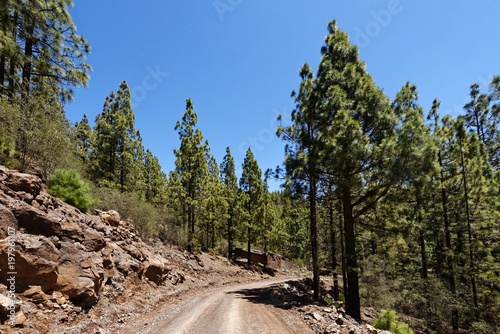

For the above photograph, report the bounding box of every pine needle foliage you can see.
[49,169,92,212]
[373,309,414,334]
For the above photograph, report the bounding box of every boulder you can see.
[5,171,42,196]
[22,285,49,304]
[139,254,169,285]
[9,201,106,252]
[51,291,67,305]
[0,234,60,292]
[0,206,16,239]
[10,202,62,237]
[0,293,25,326]
[0,293,15,315]
[100,210,120,227]
[54,241,105,306]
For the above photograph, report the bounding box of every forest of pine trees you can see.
[0,3,498,332]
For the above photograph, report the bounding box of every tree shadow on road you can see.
[227,278,332,310]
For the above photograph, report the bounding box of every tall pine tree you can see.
[89,81,144,193]
[174,98,207,252]
[220,147,239,258]
[239,148,264,263]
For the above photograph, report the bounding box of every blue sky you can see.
[66,1,500,190]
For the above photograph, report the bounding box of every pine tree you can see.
[281,21,430,320]
[0,0,90,100]
[463,82,500,168]
[239,148,264,263]
[174,98,207,252]
[73,114,93,165]
[280,191,309,261]
[220,147,239,258]
[143,149,167,205]
[428,104,467,332]
[391,83,437,280]
[314,21,398,320]
[89,81,144,193]
[278,62,323,300]
[198,150,227,251]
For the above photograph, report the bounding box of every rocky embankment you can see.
[0,166,250,333]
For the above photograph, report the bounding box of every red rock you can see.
[5,171,42,196]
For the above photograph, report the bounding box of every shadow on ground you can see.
[227,279,333,310]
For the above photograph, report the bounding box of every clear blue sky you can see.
[66,1,500,190]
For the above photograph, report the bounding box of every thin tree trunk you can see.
[0,1,6,88]
[416,191,428,279]
[22,17,35,100]
[263,207,268,253]
[205,219,209,252]
[187,178,194,253]
[211,219,215,250]
[438,150,459,333]
[459,142,479,311]
[434,215,444,278]
[187,205,193,253]
[7,12,18,99]
[329,196,340,301]
[419,229,428,279]
[339,201,348,304]
[342,186,361,321]
[0,56,5,91]
[247,234,251,264]
[309,174,320,300]
[247,201,252,264]
[227,216,233,259]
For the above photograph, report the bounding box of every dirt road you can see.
[129,279,313,334]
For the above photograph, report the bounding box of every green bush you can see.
[49,169,92,212]
[373,310,414,334]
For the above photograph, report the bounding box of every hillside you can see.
[0,166,395,334]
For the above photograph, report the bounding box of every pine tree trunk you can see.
[342,186,361,321]
[227,217,233,259]
[22,17,35,99]
[434,216,444,278]
[419,229,428,279]
[459,143,479,311]
[247,201,252,264]
[329,197,340,301]
[0,1,6,87]
[309,174,320,300]
[211,219,215,251]
[205,219,209,252]
[0,56,5,93]
[7,12,17,99]
[187,204,194,253]
[416,192,428,279]
[439,150,459,333]
[247,236,251,264]
[187,178,194,253]
[263,209,268,253]
[339,203,348,303]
